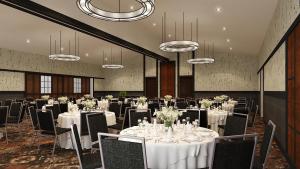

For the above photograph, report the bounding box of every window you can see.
[41,75,51,94]
[74,78,82,93]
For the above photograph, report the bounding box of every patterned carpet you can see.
[0,116,290,169]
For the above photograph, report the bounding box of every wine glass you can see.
[186,117,190,123]
[138,119,142,127]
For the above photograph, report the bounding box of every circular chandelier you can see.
[77,0,155,22]
[187,58,214,64]
[102,48,124,69]
[49,32,80,62]
[159,12,199,53]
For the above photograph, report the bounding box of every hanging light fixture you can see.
[102,48,124,69]
[187,18,215,64]
[159,12,199,53]
[49,32,80,61]
[77,0,155,22]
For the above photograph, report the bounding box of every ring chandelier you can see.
[102,48,124,69]
[187,58,215,64]
[159,12,199,53]
[49,32,80,62]
[77,0,155,22]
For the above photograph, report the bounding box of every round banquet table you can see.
[221,103,235,113]
[120,124,218,169]
[207,109,229,132]
[57,110,117,149]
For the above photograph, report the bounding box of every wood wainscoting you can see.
[179,76,194,98]
[145,77,158,98]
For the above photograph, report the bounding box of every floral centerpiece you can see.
[48,99,54,105]
[58,96,68,104]
[84,94,92,99]
[137,96,147,106]
[41,95,50,100]
[164,95,172,101]
[105,95,113,100]
[220,95,229,101]
[98,99,109,111]
[199,99,213,109]
[154,107,182,128]
[214,96,224,103]
[82,99,95,111]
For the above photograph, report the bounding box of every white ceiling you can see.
[0,0,278,65]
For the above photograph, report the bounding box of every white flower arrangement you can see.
[41,95,50,100]
[137,96,147,105]
[199,99,213,109]
[154,107,182,127]
[105,95,113,100]
[84,94,92,99]
[220,95,229,101]
[58,96,68,104]
[214,96,224,103]
[164,95,172,101]
[82,99,95,111]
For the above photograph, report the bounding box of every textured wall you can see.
[94,78,104,91]
[258,0,300,67]
[264,43,286,91]
[0,71,24,91]
[0,48,103,78]
[100,53,143,91]
[179,52,192,76]
[195,52,258,91]
[145,57,156,77]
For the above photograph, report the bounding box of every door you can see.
[160,61,175,97]
[145,77,158,98]
[179,76,194,98]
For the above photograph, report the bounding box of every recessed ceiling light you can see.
[222,26,227,31]
[168,34,172,38]
[216,6,222,13]
[152,23,157,26]
[85,53,89,57]
[26,39,30,43]
[229,47,233,51]
[226,38,230,43]
[130,6,134,10]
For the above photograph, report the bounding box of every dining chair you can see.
[28,106,40,145]
[7,102,24,132]
[148,102,160,116]
[176,101,188,109]
[59,103,68,113]
[223,113,248,136]
[80,111,91,137]
[211,134,257,169]
[35,99,48,109]
[71,124,102,169]
[4,99,13,111]
[52,103,61,120]
[199,109,208,128]
[86,113,108,153]
[128,109,151,127]
[0,106,9,144]
[109,102,122,118]
[253,120,276,169]
[248,105,259,127]
[98,132,148,169]
[178,109,200,124]
[36,109,71,155]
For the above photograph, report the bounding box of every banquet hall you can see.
[0,0,298,169]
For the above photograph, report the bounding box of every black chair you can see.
[176,98,185,102]
[148,102,160,116]
[0,106,9,144]
[187,99,196,107]
[36,99,48,109]
[81,111,91,137]
[200,109,208,128]
[178,110,200,124]
[121,107,136,130]
[109,102,122,118]
[36,109,71,155]
[176,101,188,109]
[248,105,258,127]
[98,133,148,169]
[86,113,108,152]
[28,106,40,144]
[7,102,23,129]
[4,99,13,110]
[211,134,257,169]
[52,103,61,120]
[253,120,276,169]
[70,124,102,169]
[121,103,131,117]
[59,103,68,113]
[129,109,151,127]
[223,113,248,136]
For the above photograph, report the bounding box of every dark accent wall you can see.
[263,91,287,152]
[94,91,144,98]
[0,91,25,101]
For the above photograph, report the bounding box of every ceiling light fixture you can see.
[229,47,233,51]
[77,0,155,22]
[49,31,80,62]
[226,38,230,42]
[102,48,124,69]
[160,12,199,53]
[152,23,157,26]
[216,6,222,13]
[222,26,227,31]
[187,19,215,64]
[26,39,30,43]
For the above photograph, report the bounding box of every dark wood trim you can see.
[0,91,25,93]
[156,59,158,78]
[0,0,169,62]
[194,91,259,93]
[177,52,180,97]
[285,39,288,154]
[156,59,159,97]
[143,54,146,96]
[257,12,300,74]
[0,68,104,79]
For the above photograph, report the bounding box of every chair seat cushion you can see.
[81,152,102,169]
[109,123,123,130]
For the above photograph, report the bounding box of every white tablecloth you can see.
[57,110,117,149]
[120,125,218,169]
[207,109,229,131]
[222,103,235,113]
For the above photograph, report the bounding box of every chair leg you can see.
[5,126,8,144]
[52,136,57,156]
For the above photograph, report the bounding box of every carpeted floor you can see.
[0,116,290,169]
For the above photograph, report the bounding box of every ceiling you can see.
[0,0,278,65]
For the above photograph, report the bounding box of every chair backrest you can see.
[36,109,55,134]
[52,103,61,119]
[260,120,276,169]
[80,111,91,136]
[19,102,27,123]
[36,99,48,109]
[129,109,151,127]
[121,103,131,116]
[0,106,8,125]
[98,133,148,169]
[178,110,200,124]
[28,106,39,130]
[200,109,208,128]
[4,99,13,110]
[109,102,122,117]
[86,113,108,143]
[122,107,135,129]
[148,102,160,116]
[70,124,84,169]
[176,101,188,109]
[211,134,257,169]
[187,99,196,107]
[9,102,22,117]
[59,103,68,113]
[248,105,258,127]
[224,113,248,136]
